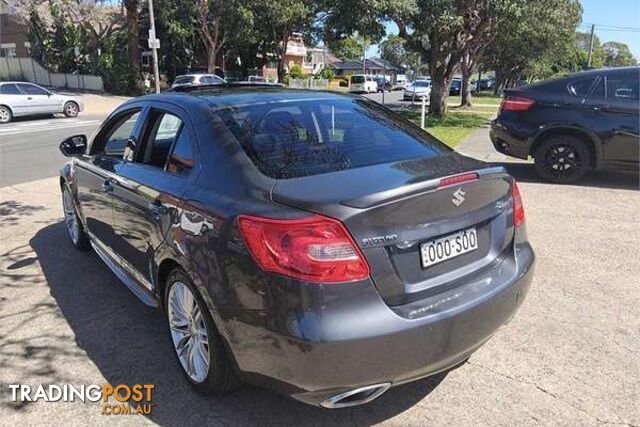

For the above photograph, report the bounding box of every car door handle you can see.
[101,180,114,193]
[27,97,33,100]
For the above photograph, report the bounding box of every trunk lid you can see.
[272,153,516,305]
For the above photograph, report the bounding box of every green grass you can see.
[448,91,502,106]
[397,109,495,148]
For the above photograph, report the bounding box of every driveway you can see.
[0,135,639,425]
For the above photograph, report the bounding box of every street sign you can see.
[148,38,160,49]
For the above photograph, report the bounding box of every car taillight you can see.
[237,215,370,283]
[512,180,525,227]
[500,96,535,111]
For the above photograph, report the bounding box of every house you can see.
[329,58,406,82]
[0,0,31,58]
[261,33,332,80]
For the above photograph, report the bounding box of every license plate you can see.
[420,227,478,268]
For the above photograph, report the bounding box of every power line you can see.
[581,22,640,32]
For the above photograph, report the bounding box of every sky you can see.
[368,0,640,60]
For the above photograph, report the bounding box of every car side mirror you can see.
[59,135,87,157]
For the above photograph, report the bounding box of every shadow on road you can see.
[494,162,639,191]
[29,221,447,426]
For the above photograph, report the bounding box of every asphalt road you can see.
[0,116,103,187]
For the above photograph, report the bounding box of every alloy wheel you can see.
[540,143,582,180]
[62,189,80,244]
[0,107,10,123]
[168,281,210,383]
[65,103,78,117]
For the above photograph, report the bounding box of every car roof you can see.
[120,86,359,113]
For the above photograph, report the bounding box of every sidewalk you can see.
[455,123,531,164]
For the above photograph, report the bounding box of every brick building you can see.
[0,0,30,58]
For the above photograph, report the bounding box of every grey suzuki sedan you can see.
[58,85,534,408]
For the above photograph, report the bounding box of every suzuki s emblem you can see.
[451,188,466,207]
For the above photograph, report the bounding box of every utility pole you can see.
[587,24,595,68]
[148,0,161,93]
[362,43,366,74]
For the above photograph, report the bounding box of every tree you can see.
[395,0,506,116]
[602,41,636,67]
[256,0,315,82]
[331,35,367,61]
[380,34,421,71]
[123,0,140,75]
[487,0,582,94]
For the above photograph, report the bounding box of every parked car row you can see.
[0,82,83,124]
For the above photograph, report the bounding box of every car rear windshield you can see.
[219,97,449,179]
[351,76,365,84]
[414,81,430,87]
[174,76,195,85]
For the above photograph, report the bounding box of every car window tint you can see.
[167,128,194,174]
[567,78,594,97]
[351,76,365,84]
[95,111,141,158]
[220,98,449,179]
[0,84,21,95]
[18,84,48,95]
[174,76,194,85]
[607,75,639,101]
[589,78,605,100]
[141,113,183,169]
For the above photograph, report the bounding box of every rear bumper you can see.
[221,242,535,407]
[490,120,533,159]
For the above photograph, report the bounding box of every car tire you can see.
[534,135,591,183]
[164,269,240,394]
[63,101,79,118]
[0,105,12,124]
[62,185,90,250]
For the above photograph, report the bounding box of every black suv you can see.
[490,67,639,182]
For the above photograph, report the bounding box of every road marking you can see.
[0,120,101,136]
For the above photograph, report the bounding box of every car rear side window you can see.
[0,84,20,94]
[219,98,449,179]
[138,111,194,174]
[607,74,639,101]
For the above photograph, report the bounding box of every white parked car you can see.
[349,74,378,93]
[0,82,83,124]
[403,79,432,101]
[171,73,226,89]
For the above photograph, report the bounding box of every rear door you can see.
[601,70,640,167]
[110,103,198,286]
[0,83,29,115]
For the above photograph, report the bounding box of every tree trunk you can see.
[207,48,217,73]
[124,0,140,74]
[429,72,450,117]
[276,57,286,83]
[460,53,473,108]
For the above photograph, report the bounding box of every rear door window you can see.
[219,98,449,179]
[0,84,21,95]
[136,110,194,174]
[606,74,639,101]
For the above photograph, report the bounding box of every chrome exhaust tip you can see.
[320,383,391,409]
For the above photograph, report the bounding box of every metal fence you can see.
[288,78,329,90]
[0,57,104,91]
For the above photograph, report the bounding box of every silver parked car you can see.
[0,82,83,124]
[171,74,226,89]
